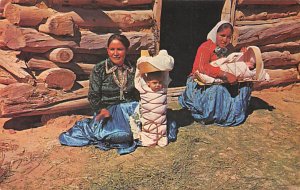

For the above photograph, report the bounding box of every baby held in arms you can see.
[195,46,270,84]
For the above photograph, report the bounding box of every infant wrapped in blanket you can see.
[134,50,174,147]
[195,46,270,84]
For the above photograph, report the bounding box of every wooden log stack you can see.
[222,0,300,90]
[0,0,162,118]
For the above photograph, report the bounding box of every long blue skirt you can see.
[59,101,178,155]
[178,77,252,126]
[59,102,139,155]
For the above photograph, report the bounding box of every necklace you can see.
[105,59,133,100]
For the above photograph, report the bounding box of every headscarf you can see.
[207,20,233,58]
[207,20,232,44]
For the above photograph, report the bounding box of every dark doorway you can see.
[160,0,224,87]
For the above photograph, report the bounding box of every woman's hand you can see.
[222,71,237,84]
[95,108,111,121]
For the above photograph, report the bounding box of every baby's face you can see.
[246,57,255,70]
[147,79,163,92]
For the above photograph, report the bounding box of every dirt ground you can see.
[0,84,299,190]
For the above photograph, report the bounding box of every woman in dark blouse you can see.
[59,34,141,155]
[88,34,139,114]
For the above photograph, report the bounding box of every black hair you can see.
[217,23,233,33]
[107,34,130,49]
[144,71,164,81]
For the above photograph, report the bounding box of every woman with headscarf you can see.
[178,21,253,126]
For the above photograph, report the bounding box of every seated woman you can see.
[195,46,270,84]
[179,21,253,126]
[59,34,140,155]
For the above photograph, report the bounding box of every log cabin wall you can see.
[222,0,300,90]
[0,0,161,117]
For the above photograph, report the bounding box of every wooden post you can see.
[153,0,162,54]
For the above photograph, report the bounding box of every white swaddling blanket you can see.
[134,50,174,147]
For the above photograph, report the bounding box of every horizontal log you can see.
[253,68,300,90]
[4,3,153,31]
[238,0,300,5]
[235,10,298,21]
[37,68,76,91]
[11,0,36,5]
[54,7,153,31]
[19,27,155,54]
[233,17,300,47]
[46,0,153,8]
[0,49,32,82]
[74,31,155,55]
[0,80,90,117]
[0,83,34,100]
[20,27,77,53]
[27,57,94,76]
[38,13,75,36]
[262,51,300,69]
[260,40,300,52]
[0,97,90,117]
[3,3,56,26]
[27,57,59,70]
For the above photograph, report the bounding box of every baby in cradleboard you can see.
[194,46,270,84]
[132,50,175,147]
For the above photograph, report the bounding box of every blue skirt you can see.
[59,101,178,155]
[59,102,139,155]
[178,77,252,126]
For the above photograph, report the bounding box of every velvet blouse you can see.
[88,59,139,113]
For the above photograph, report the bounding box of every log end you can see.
[37,68,76,91]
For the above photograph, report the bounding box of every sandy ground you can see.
[0,84,299,190]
